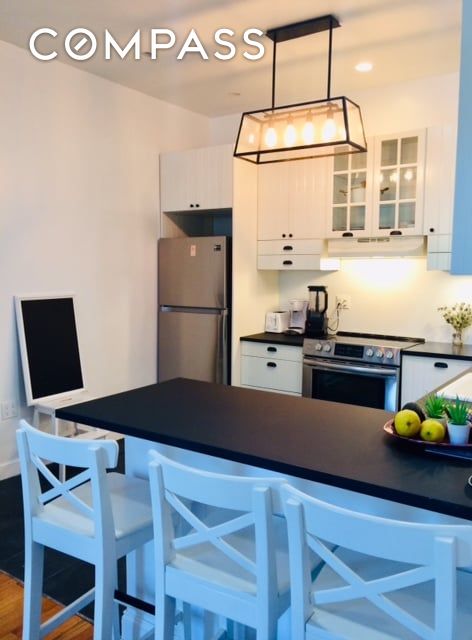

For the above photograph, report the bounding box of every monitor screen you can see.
[16,296,84,404]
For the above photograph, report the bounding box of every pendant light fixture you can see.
[234,15,367,164]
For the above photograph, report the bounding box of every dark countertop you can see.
[57,378,472,521]
[241,332,304,347]
[403,341,472,360]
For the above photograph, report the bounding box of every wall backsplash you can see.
[278,258,472,344]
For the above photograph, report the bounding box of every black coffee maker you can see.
[306,286,328,338]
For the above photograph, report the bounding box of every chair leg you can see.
[154,595,176,640]
[22,541,44,640]
[94,559,118,640]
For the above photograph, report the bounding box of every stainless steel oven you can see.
[302,333,423,412]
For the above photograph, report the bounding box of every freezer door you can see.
[158,307,228,384]
[158,236,228,309]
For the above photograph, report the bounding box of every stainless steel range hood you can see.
[327,236,425,258]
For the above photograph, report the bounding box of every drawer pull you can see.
[283,260,293,265]
[267,346,277,352]
[390,230,402,236]
[267,362,277,368]
[342,232,353,237]
[283,245,293,251]
[434,362,448,369]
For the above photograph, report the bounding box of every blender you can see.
[306,286,329,338]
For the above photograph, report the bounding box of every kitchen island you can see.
[58,378,472,638]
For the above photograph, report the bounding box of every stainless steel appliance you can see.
[158,236,231,384]
[306,286,328,338]
[286,299,308,335]
[303,332,423,411]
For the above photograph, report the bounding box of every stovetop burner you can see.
[303,331,424,367]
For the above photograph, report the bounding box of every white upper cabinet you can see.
[327,131,426,238]
[423,124,457,271]
[372,130,426,237]
[258,158,329,241]
[326,140,373,238]
[160,144,233,213]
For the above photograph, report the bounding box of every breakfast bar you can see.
[58,377,472,637]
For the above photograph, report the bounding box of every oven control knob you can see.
[315,343,322,351]
[366,348,374,357]
[385,350,394,359]
[375,349,384,358]
[323,343,332,352]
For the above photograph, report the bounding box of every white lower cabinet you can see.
[401,354,471,405]
[240,341,302,395]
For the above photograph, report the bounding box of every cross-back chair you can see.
[16,419,153,640]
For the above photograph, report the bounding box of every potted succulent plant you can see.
[446,396,472,445]
[424,394,447,424]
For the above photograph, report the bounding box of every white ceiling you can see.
[0,0,462,117]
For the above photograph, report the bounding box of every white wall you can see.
[0,40,211,478]
[212,72,472,345]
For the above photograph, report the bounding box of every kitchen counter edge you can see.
[240,332,304,347]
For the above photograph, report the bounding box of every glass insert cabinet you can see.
[327,130,426,238]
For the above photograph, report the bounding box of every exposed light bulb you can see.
[390,172,398,183]
[404,169,413,181]
[264,126,277,148]
[302,120,315,144]
[355,61,373,73]
[284,122,297,147]
[322,116,337,142]
[248,132,256,145]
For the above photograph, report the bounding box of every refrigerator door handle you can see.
[160,305,223,315]
[216,309,228,384]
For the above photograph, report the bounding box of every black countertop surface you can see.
[57,378,472,521]
[241,332,304,347]
[403,342,472,360]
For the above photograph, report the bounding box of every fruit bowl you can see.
[383,419,472,448]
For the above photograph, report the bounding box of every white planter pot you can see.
[447,421,471,446]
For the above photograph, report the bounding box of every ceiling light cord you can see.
[271,38,277,109]
[327,16,333,100]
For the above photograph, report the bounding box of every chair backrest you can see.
[282,483,472,640]
[148,449,285,604]
[16,419,119,542]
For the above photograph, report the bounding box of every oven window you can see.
[311,369,386,409]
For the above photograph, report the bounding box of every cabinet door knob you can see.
[342,232,353,237]
[390,230,402,236]
[190,204,194,208]
[283,245,293,251]
[283,260,293,266]
[429,228,435,233]
[289,233,293,238]
[267,346,277,352]
[434,362,448,368]
[196,203,200,208]
[282,234,286,238]
[267,362,277,368]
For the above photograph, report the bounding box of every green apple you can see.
[394,409,421,438]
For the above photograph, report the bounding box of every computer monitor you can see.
[15,294,85,405]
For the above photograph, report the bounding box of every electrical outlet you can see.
[336,295,351,310]
[1,400,18,421]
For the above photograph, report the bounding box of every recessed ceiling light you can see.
[355,61,373,73]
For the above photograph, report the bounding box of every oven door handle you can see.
[303,359,398,377]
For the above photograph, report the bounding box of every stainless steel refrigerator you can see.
[158,236,231,384]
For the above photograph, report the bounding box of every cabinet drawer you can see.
[258,254,323,271]
[240,355,302,393]
[401,355,471,405]
[241,341,302,362]
[258,239,323,255]
[240,384,301,397]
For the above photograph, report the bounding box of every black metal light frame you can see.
[234,15,367,164]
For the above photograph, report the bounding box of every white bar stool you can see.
[16,419,153,640]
